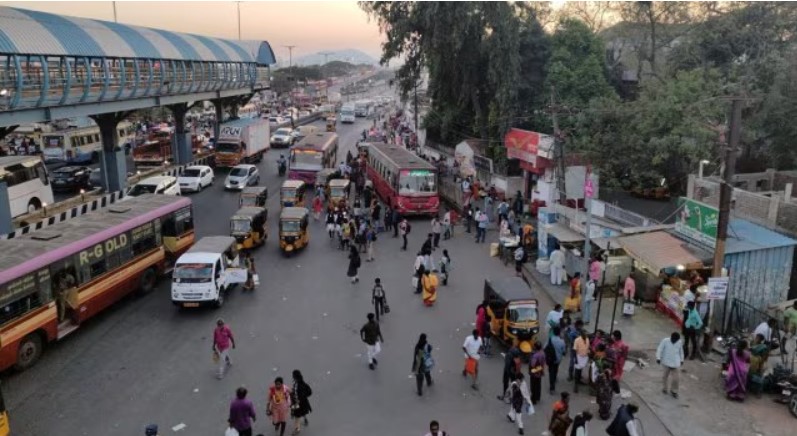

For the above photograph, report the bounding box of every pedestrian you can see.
[570,410,593,436]
[421,232,433,263]
[399,217,410,250]
[442,208,452,239]
[243,252,257,291]
[372,278,387,321]
[497,198,509,225]
[229,387,256,436]
[414,252,425,294]
[431,216,441,248]
[392,208,401,238]
[545,326,566,394]
[384,205,393,233]
[514,245,525,277]
[548,392,572,436]
[290,370,312,434]
[545,304,564,337]
[145,424,159,436]
[266,377,291,436]
[606,403,640,436]
[464,204,473,233]
[356,219,368,253]
[439,249,451,286]
[213,318,236,379]
[683,301,703,360]
[347,245,361,284]
[528,341,545,405]
[412,333,434,396]
[421,269,438,307]
[582,279,596,325]
[424,420,447,436]
[360,313,383,370]
[656,332,684,399]
[593,367,613,420]
[608,330,629,384]
[372,201,382,231]
[506,373,532,435]
[325,208,336,238]
[366,224,376,262]
[623,273,636,304]
[549,244,565,286]
[565,319,581,382]
[312,195,322,221]
[500,344,522,397]
[573,327,590,392]
[462,329,483,390]
[565,272,582,313]
[475,208,488,243]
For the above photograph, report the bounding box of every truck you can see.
[215,118,270,168]
[340,104,356,123]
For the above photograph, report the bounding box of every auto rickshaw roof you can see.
[232,207,266,219]
[282,180,305,189]
[484,277,536,302]
[241,186,268,196]
[329,179,350,187]
[280,207,309,220]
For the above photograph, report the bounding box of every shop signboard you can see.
[707,277,729,300]
[473,154,494,173]
[675,197,718,248]
[504,128,553,166]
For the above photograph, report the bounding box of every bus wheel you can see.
[214,288,226,308]
[27,198,41,214]
[138,267,157,294]
[15,333,43,370]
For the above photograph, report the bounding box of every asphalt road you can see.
[5,114,669,436]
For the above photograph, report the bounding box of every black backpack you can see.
[406,222,412,234]
[544,337,557,366]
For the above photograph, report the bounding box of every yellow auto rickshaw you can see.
[484,277,539,350]
[230,206,268,250]
[279,207,309,254]
[326,116,337,132]
[327,179,350,208]
[280,180,307,208]
[315,168,337,188]
[239,186,268,208]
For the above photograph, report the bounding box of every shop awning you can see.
[544,223,584,243]
[592,237,619,250]
[617,231,705,272]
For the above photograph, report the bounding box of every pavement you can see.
[520,255,797,436]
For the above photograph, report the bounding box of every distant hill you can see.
[294,49,378,67]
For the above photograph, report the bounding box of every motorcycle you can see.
[278,161,286,177]
[775,380,797,418]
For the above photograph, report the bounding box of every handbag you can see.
[212,350,220,363]
[412,276,419,289]
[253,274,260,286]
[384,303,391,314]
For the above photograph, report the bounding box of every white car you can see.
[269,116,287,126]
[178,165,214,192]
[127,175,181,197]
[270,127,294,147]
[225,164,260,190]
[298,110,311,118]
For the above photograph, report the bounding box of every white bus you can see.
[340,104,356,123]
[41,121,136,164]
[0,156,55,217]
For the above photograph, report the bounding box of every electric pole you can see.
[283,45,297,106]
[715,98,742,332]
[112,1,118,22]
[550,86,567,205]
[237,1,242,40]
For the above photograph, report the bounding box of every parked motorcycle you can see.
[774,380,797,418]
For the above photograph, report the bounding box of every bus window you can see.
[36,163,49,185]
[162,207,194,237]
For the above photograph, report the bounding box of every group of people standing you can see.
[226,371,313,436]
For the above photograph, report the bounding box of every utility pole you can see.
[112,1,118,22]
[319,52,333,100]
[550,86,567,205]
[237,1,242,40]
[414,80,419,131]
[716,98,742,332]
[283,45,297,106]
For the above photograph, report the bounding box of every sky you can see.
[0,1,384,64]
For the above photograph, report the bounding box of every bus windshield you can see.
[290,150,322,170]
[399,170,436,195]
[174,263,213,282]
[215,142,240,154]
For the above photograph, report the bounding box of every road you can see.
[4,115,670,436]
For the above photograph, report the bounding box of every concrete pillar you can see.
[0,181,13,235]
[686,174,695,199]
[92,113,128,193]
[212,99,224,141]
[785,183,793,202]
[168,103,193,165]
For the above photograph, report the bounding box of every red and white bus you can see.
[288,132,339,184]
[0,194,195,371]
[366,143,439,215]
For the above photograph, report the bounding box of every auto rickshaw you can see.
[280,180,307,208]
[279,207,309,254]
[484,277,539,350]
[327,179,351,208]
[230,206,268,250]
[326,116,337,132]
[239,186,268,208]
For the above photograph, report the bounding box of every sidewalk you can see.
[520,261,795,436]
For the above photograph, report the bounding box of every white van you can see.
[171,236,245,308]
[128,175,181,197]
[340,104,355,123]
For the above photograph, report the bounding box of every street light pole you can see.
[237,1,242,40]
[112,1,118,22]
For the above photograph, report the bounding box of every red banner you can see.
[504,128,552,164]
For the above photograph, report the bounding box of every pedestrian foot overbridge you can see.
[0,6,275,192]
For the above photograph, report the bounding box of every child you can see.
[372,278,387,321]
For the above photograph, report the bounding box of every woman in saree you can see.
[421,269,439,307]
[725,340,751,402]
[595,368,614,420]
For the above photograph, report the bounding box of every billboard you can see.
[675,197,718,247]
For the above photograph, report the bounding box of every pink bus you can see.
[288,132,339,184]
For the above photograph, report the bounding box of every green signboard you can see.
[675,197,718,247]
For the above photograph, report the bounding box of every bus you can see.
[340,104,355,124]
[366,143,439,215]
[354,101,372,117]
[0,194,195,371]
[0,156,55,218]
[288,132,339,184]
[41,121,136,164]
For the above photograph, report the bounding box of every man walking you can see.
[431,216,442,249]
[372,278,387,321]
[360,313,384,370]
[475,208,488,243]
[399,217,410,251]
[424,420,447,436]
[464,204,473,234]
[392,208,401,238]
[546,326,566,395]
[442,208,453,240]
[462,329,483,390]
[213,319,236,379]
[656,332,684,398]
[229,387,257,436]
[683,301,703,360]
[549,245,565,286]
